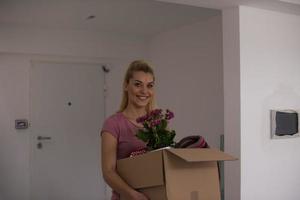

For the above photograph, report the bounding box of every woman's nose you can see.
[140,85,148,93]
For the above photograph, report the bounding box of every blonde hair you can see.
[118,60,156,113]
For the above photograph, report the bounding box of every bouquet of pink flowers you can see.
[136,109,176,150]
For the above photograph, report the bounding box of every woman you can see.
[101,60,155,200]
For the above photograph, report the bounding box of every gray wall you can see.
[148,15,223,148]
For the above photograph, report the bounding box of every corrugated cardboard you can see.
[117,148,236,200]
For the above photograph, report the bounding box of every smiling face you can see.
[125,71,155,110]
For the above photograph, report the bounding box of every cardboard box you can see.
[117,148,236,200]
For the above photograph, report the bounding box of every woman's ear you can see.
[123,83,128,92]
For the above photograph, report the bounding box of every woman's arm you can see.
[101,132,148,200]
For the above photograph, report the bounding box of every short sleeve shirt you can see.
[101,112,147,200]
[101,112,146,159]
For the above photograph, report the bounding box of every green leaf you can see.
[161,119,168,130]
[136,130,150,142]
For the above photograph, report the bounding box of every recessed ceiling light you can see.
[86,15,96,20]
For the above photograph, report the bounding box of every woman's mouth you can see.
[137,95,149,100]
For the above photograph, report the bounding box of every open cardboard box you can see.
[117,148,236,200]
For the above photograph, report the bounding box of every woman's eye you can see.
[147,84,154,88]
[134,82,141,87]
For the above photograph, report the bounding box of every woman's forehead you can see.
[131,71,154,82]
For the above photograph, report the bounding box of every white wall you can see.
[0,25,148,200]
[0,25,147,59]
[0,55,31,200]
[240,6,300,200]
[0,13,224,200]
[148,14,223,148]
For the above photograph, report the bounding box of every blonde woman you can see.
[101,60,155,200]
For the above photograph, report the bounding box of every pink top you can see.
[101,112,146,200]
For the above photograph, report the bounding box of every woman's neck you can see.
[122,105,147,120]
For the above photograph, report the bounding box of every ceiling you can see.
[159,0,300,15]
[0,0,299,37]
[0,0,220,37]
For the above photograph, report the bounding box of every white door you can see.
[30,61,106,200]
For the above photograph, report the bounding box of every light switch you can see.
[15,119,29,129]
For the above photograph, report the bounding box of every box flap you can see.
[163,150,222,200]
[166,148,237,162]
[117,150,165,189]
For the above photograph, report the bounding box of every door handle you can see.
[37,136,52,140]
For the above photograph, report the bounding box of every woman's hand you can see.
[127,190,149,200]
[101,132,149,200]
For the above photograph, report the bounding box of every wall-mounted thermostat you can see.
[15,119,29,129]
[270,110,299,139]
